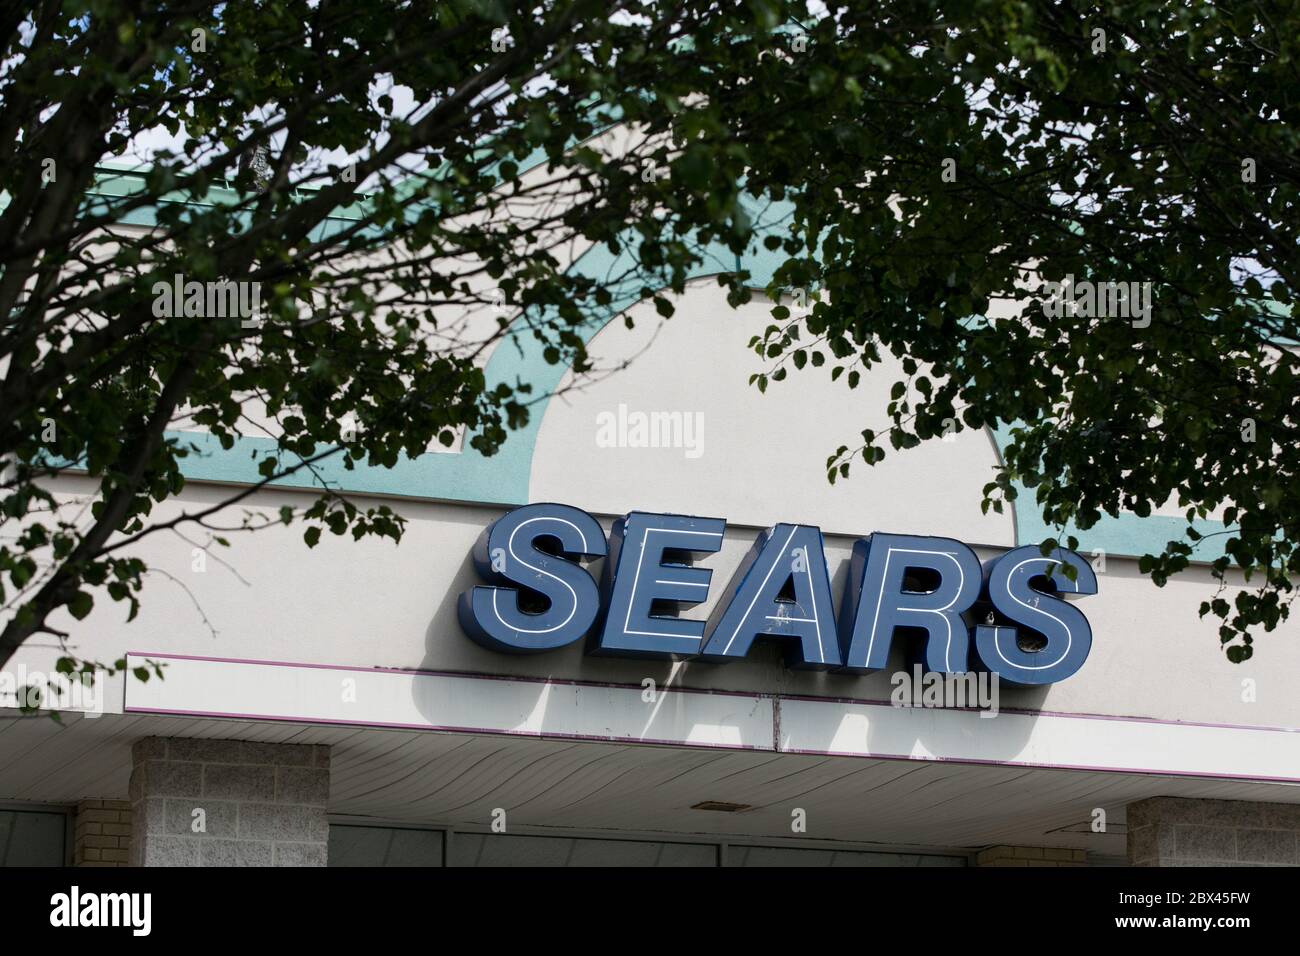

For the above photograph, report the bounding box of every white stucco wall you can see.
[531,281,1016,545]
[10,483,1295,735]
[7,278,1298,745]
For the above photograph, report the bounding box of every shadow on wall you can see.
[411,540,1050,796]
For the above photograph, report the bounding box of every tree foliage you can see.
[0,0,1295,672]
[736,1,1299,662]
[0,0,779,670]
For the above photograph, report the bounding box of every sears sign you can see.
[457,503,1098,685]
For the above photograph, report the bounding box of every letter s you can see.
[972,545,1097,685]
[457,503,607,653]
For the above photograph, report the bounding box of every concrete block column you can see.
[1127,796,1300,866]
[129,736,331,866]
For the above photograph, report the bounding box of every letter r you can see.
[838,533,982,673]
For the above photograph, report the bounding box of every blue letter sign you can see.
[837,533,983,674]
[457,503,1098,684]
[595,511,726,658]
[971,545,1099,685]
[457,502,607,653]
[700,524,840,668]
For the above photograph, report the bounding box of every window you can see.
[329,825,443,867]
[0,808,68,866]
[327,824,967,867]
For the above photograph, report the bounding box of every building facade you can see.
[2,175,1299,869]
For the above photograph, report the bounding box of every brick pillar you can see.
[1127,796,1300,867]
[73,800,132,866]
[129,737,331,867]
[974,845,1088,867]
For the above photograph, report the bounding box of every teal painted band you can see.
[171,197,787,506]
[989,423,1229,560]
[70,165,1223,560]
[166,430,521,504]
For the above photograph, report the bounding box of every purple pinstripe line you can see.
[127,650,1300,735]
[119,705,764,752]
[777,691,1300,735]
[778,747,1300,785]
[120,699,1300,784]
[116,660,1300,780]
[121,652,1300,785]
[125,650,760,699]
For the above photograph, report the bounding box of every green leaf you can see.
[68,592,93,620]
